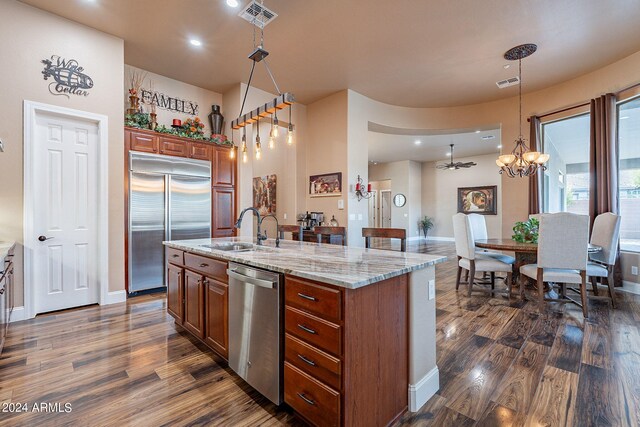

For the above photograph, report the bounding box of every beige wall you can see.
[306,91,349,228]
[0,1,125,305]
[125,65,223,135]
[369,160,423,238]
[421,154,503,239]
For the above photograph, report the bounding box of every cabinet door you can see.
[213,147,235,187]
[184,270,205,339]
[6,265,13,317]
[190,142,212,161]
[212,187,236,237]
[204,277,228,359]
[167,263,184,323]
[0,277,6,354]
[159,136,188,157]
[128,130,158,153]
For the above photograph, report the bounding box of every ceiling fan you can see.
[436,144,477,170]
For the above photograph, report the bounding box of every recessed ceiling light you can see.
[446,152,452,156]
[414,140,422,145]
[226,0,239,6]
[497,144,503,149]
[475,130,481,134]
[190,39,202,47]
[503,64,511,69]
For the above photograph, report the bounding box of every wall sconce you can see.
[355,175,372,201]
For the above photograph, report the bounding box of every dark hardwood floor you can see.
[1,241,638,426]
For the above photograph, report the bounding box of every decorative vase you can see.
[208,104,224,135]
[149,113,157,130]
[127,95,139,116]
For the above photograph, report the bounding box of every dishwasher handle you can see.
[227,269,276,289]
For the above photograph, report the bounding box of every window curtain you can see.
[528,115,542,214]
[589,93,622,286]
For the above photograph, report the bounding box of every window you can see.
[541,113,590,214]
[618,96,640,252]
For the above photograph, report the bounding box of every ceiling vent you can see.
[239,1,278,28]
[481,135,495,140]
[496,76,520,89]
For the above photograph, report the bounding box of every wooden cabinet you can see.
[166,262,183,323]
[189,142,212,161]
[128,130,158,153]
[212,187,236,237]
[183,270,205,339]
[213,147,235,187]
[0,244,15,355]
[164,247,229,360]
[159,136,189,157]
[285,362,341,427]
[205,278,228,358]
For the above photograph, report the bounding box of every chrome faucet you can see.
[234,207,265,245]
[259,214,280,248]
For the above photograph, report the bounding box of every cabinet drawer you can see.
[159,137,188,157]
[166,248,184,265]
[285,307,341,356]
[189,142,212,161]
[285,362,340,427]
[285,277,342,321]
[285,333,341,390]
[184,253,227,283]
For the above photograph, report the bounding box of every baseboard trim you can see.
[9,306,26,323]
[104,290,127,305]
[426,236,454,242]
[408,366,439,412]
[620,280,640,295]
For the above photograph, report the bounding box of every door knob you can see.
[38,235,53,242]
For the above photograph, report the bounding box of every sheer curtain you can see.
[528,115,542,214]
[589,93,622,285]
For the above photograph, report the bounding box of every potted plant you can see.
[512,217,540,243]
[418,216,434,239]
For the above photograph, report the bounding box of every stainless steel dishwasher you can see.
[227,262,283,405]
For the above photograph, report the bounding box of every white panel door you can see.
[32,112,99,314]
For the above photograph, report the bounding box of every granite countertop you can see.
[164,237,446,289]
[0,241,15,274]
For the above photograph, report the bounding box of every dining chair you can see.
[452,213,513,297]
[587,212,620,307]
[520,212,590,317]
[362,227,407,252]
[467,214,515,264]
[315,226,347,246]
[278,224,304,241]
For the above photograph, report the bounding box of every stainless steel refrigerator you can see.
[128,152,211,293]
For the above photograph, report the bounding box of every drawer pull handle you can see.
[199,263,209,267]
[297,393,316,406]
[297,354,316,366]
[297,292,317,301]
[172,254,180,258]
[297,324,316,335]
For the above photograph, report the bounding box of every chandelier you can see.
[496,44,549,177]
[230,2,295,162]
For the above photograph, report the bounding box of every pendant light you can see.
[287,105,294,145]
[255,116,262,160]
[268,114,276,149]
[241,126,248,164]
[496,44,549,177]
[229,128,236,159]
[271,110,279,138]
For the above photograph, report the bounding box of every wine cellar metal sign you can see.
[41,55,93,98]
[140,89,199,115]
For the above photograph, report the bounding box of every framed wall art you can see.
[309,172,342,197]
[253,174,277,215]
[457,185,497,215]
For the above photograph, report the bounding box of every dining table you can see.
[475,238,602,288]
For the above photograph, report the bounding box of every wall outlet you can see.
[357,213,363,221]
[428,279,435,300]
[338,199,344,210]
[632,266,639,276]
[349,214,356,221]
[283,213,287,220]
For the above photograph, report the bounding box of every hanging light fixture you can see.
[437,144,476,170]
[241,126,248,164]
[496,43,549,177]
[231,1,295,161]
[229,128,236,159]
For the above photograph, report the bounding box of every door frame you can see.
[23,100,109,319]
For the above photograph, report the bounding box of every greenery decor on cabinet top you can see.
[125,112,233,146]
[512,217,539,243]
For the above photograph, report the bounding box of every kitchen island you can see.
[163,237,445,426]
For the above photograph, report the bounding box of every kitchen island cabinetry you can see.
[0,243,16,355]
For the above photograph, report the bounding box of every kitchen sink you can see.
[201,242,256,252]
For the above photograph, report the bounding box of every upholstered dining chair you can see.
[278,224,304,241]
[587,212,621,307]
[520,212,590,317]
[467,214,515,264]
[314,226,347,246]
[362,227,407,252]
[452,213,513,297]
